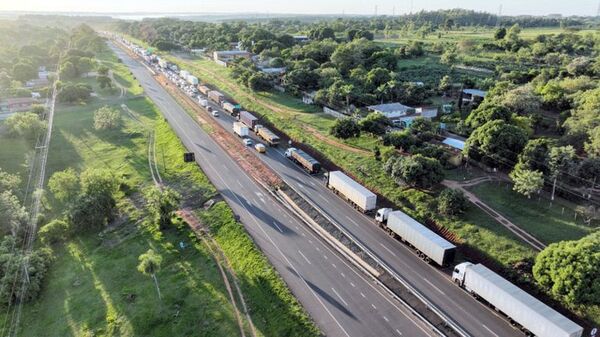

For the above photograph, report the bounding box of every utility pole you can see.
[374,5,378,16]
[392,6,396,16]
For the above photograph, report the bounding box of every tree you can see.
[494,27,507,40]
[584,126,600,157]
[437,188,468,216]
[247,73,272,91]
[97,65,109,76]
[284,68,318,92]
[0,190,28,238]
[409,117,436,142]
[464,120,528,168]
[440,50,457,65]
[510,167,544,198]
[359,113,389,136]
[58,83,92,103]
[438,75,451,94]
[391,154,444,189]
[330,118,360,139]
[68,169,118,232]
[0,168,21,192]
[465,102,512,129]
[38,219,70,245]
[574,205,599,226]
[59,61,78,79]
[501,85,541,116]
[12,62,37,82]
[30,104,45,117]
[548,146,576,201]
[97,75,112,89]
[143,186,181,229]
[515,138,554,174]
[138,249,163,300]
[93,106,121,130]
[48,168,80,204]
[382,130,415,150]
[4,112,47,141]
[577,157,600,183]
[533,232,600,306]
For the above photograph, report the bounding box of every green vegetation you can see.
[0,25,318,336]
[467,181,594,244]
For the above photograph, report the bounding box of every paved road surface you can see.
[177,66,524,337]
[110,42,435,337]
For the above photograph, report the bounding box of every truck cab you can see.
[284,147,296,158]
[375,208,393,224]
[452,262,472,286]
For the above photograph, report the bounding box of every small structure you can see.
[212,50,252,63]
[461,89,487,105]
[302,91,317,105]
[442,137,466,166]
[293,35,310,43]
[442,137,465,151]
[367,102,438,128]
[1,97,38,113]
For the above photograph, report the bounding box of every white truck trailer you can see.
[233,122,249,137]
[385,211,456,266]
[327,171,376,213]
[453,263,583,337]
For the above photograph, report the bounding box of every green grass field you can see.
[1,43,319,337]
[467,181,595,244]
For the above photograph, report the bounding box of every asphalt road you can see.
[110,42,436,337]
[174,66,524,337]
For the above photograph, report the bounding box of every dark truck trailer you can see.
[285,148,321,174]
[222,102,240,116]
[239,111,258,129]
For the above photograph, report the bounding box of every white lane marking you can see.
[315,246,320,252]
[371,304,377,310]
[272,221,283,233]
[482,324,500,337]
[331,263,337,269]
[360,292,366,298]
[298,250,312,265]
[318,194,329,203]
[237,180,244,188]
[383,316,389,322]
[340,272,346,278]
[396,329,403,335]
[255,191,265,204]
[308,239,313,244]
[379,243,398,257]
[301,232,306,237]
[331,287,348,307]
[345,215,359,227]
[423,278,446,296]
[349,282,355,288]
[323,255,328,260]
[309,181,316,187]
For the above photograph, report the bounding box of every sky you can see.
[0,0,598,17]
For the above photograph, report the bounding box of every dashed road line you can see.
[379,243,398,257]
[331,287,348,307]
[298,250,312,265]
[272,221,283,233]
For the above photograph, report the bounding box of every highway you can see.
[164,61,524,337]
[110,42,436,337]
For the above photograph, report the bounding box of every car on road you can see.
[211,110,219,117]
[255,143,266,153]
[243,138,253,146]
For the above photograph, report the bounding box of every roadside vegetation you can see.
[0,23,318,337]
[118,11,600,325]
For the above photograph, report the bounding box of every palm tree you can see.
[340,84,354,110]
[138,249,163,300]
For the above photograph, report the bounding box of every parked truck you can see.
[222,102,240,116]
[453,263,583,337]
[255,125,280,147]
[208,90,225,104]
[384,210,455,266]
[197,85,211,95]
[285,148,321,174]
[239,111,258,129]
[327,171,376,213]
[233,122,249,137]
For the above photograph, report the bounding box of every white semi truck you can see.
[379,210,456,266]
[233,122,249,137]
[452,262,583,337]
[327,171,376,213]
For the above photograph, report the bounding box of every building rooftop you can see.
[442,137,466,150]
[463,89,487,97]
[367,102,414,119]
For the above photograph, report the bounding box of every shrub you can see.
[38,219,71,245]
[437,188,468,216]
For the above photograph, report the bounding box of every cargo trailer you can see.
[233,122,249,137]
[453,263,583,337]
[208,90,225,104]
[198,85,211,95]
[327,171,376,213]
[223,102,240,116]
[285,148,321,174]
[255,126,280,147]
[240,111,258,129]
[386,211,455,266]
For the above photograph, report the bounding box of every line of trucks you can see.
[324,170,583,337]
[132,43,583,337]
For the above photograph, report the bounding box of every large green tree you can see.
[548,146,577,201]
[464,120,528,168]
[330,118,360,139]
[93,106,121,130]
[510,167,544,198]
[387,154,444,189]
[533,232,600,306]
[143,186,181,229]
[48,168,80,204]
